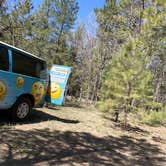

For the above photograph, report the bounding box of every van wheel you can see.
[11,98,32,121]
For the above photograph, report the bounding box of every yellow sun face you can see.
[32,82,45,104]
[0,80,6,101]
[16,77,24,88]
[48,82,62,99]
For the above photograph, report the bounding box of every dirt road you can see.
[0,106,166,166]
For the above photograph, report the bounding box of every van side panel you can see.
[0,42,47,110]
[0,70,46,109]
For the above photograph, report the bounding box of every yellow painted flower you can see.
[32,82,45,104]
[16,77,24,88]
[0,80,6,101]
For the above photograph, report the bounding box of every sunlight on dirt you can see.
[0,106,166,166]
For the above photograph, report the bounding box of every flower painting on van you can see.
[0,80,6,100]
[32,81,45,104]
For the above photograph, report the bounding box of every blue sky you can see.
[32,0,105,23]
[77,0,105,22]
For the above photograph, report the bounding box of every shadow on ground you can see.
[103,115,150,136]
[0,129,165,166]
[0,109,79,126]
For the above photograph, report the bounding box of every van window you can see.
[12,51,45,78]
[0,46,9,71]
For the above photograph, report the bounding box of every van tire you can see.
[11,97,32,121]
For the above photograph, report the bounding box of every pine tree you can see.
[96,0,166,126]
[0,0,8,40]
[140,0,166,104]
[0,0,33,47]
[101,38,153,125]
[30,0,79,65]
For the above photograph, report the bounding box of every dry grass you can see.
[0,105,166,166]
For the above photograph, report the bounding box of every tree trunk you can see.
[90,73,100,103]
[114,110,119,122]
[154,78,161,102]
[123,109,128,129]
[154,63,165,103]
[139,0,145,32]
[123,82,132,128]
[63,85,68,104]
[79,86,83,102]
[86,82,90,105]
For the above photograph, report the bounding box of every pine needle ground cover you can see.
[0,106,166,166]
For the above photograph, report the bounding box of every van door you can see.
[0,46,16,109]
[46,65,71,105]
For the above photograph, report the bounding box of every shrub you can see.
[96,99,117,114]
[141,109,166,126]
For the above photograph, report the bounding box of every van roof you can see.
[0,41,45,62]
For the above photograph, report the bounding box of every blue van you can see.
[0,41,48,121]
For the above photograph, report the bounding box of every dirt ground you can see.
[0,105,166,166]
